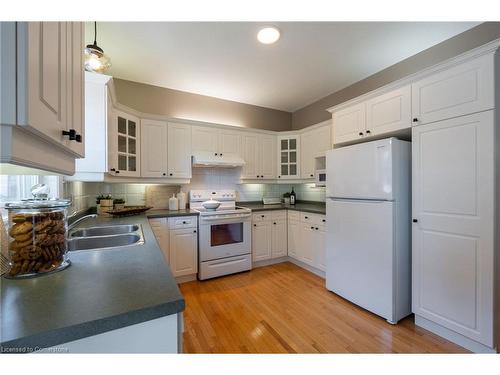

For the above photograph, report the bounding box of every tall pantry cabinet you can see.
[411,50,498,353]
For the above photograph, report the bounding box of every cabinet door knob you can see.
[115,171,120,174]
[193,230,197,233]
[220,153,223,157]
[358,132,363,136]
[162,173,166,176]
[215,153,218,156]
[310,226,314,230]
[322,219,325,222]
[412,219,418,223]
[273,222,276,225]
[310,174,313,177]
[261,215,265,218]
[253,224,257,227]
[278,176,281,178]
[315,227,319,230]
[305,216,308,219]
[256,175,259,178]
[413,118,418,123]
[366,130,371,134]
[110,168,116,171]
[182,221,187,224]
[75,134,82,143]
[169,173,173,176]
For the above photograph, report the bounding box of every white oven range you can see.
[189,190,252,280]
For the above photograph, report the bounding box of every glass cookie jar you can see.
[4,184,71,278]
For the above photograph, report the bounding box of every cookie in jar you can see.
[4,184,71,278]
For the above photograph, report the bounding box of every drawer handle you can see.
[412,219,418,223]
[413,118,418,123]
[182,221,187,224]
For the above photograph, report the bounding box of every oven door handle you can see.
[200,213,251,222]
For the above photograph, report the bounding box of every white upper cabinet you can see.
[167,122,192,179]
[365,85,411,136]
[277,135,300,180]
[241,133,276,180]
[259,134,277,179]
[108,110,141,177]
[301,124,332,179]
[411,54,494,125]
[412,111,494,348]
[141,119,168,178]
[219,129,241,156]
[332,102,366,144]
[241,133,260,179]
[192,125,241,157]
[13,22,84,157]
[191,126,218,153]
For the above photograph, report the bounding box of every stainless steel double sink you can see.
[68,224,145,251]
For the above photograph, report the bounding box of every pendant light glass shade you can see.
[84,22,111,73]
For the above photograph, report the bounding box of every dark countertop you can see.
[238,201,326,215]
[146,208,199,218]
[1,214,185,351]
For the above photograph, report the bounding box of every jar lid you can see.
[4,184,71,209]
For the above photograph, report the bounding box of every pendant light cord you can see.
[94,21,97,45]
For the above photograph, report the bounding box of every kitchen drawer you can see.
[168,216,197,229]
[287,211,300,222]
[271,210,286,220]
[300,212,326,226]
[252,212,272,222]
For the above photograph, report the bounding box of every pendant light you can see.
[84,22,111,73]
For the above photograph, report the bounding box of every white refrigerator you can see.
[325,137,411,324]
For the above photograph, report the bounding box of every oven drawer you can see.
[168,216,197,229]
[199,254,252,280]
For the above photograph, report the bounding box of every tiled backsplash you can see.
[63,168,325,212]
[180,168,325,202]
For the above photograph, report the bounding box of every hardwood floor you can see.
[180,262,468,353]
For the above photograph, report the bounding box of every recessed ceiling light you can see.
[257,27,280,45]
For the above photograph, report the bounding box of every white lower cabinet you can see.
[252,210,287,261]
[149,217,198,280]
[252,221,272,261]
[169,228,198,277]
[412,111,495,350]
[287,211,326,272]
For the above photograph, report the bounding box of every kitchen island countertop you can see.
[1,214,184,352]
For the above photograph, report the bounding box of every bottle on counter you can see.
[176,191,186,210]
[290,187,296,205]
[169,194,179,211]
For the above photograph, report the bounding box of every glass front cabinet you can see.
[277,135,300,180]
[109,110,141,177]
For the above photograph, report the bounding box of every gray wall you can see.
[113,78,292,131]
[292,22,500,130]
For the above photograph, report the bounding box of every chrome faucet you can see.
[68,214,98,231]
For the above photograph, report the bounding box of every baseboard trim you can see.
[287,257,325,279]
[252,257,289,268]
[176,274,197,284]
[414,315,496,353]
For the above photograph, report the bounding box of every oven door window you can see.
[210,223,243,247]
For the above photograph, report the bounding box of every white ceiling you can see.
[87,22,480,112]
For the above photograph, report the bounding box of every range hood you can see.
[192,152,245,168]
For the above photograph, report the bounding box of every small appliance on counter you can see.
[4,184,71,278]
[262,197,281,205]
